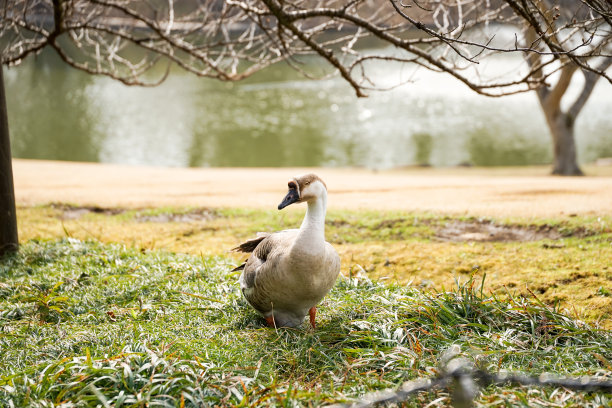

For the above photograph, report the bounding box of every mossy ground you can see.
[16,205,612,328]
[1,240,610,407]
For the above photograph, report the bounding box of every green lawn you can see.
[16,205,612,326]
[1,239,610,406]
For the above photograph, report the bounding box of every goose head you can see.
[278,174,327,210]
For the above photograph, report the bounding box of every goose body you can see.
[232,174,340,328]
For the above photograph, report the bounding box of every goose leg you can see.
[309,306,317,329]
[265,315,276,328]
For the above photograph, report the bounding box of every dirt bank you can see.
[14,159,612,218]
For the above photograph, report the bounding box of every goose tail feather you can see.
[231,233,270,253]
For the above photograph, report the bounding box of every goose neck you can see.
[298,194,327,242]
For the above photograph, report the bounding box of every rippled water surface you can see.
[6,49,612,168]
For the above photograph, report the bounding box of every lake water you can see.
[5,49,612,169]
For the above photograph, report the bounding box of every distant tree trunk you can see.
[0,66,18,255]
[523,19,612,177]
[542,106,583,176]
[529,61,583,176]
[542,59,612,176]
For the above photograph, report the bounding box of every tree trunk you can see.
[543,109,583,176]
[0,66,19,255]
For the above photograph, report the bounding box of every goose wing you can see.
[237,230,298,313]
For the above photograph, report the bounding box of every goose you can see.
[232,174,340,329]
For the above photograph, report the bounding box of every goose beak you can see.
[278,189,300,210]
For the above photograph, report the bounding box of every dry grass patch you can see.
[342,240,611,327]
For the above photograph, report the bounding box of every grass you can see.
[16,204,612,327]
[1,239,611,407]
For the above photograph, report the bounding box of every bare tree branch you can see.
[2,0,610,93]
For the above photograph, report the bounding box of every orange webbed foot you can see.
[265,315,276,328]
[309,306,317,329]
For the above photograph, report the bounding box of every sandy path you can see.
[14,159,612,218]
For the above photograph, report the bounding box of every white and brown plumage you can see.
[232,174,340,329]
